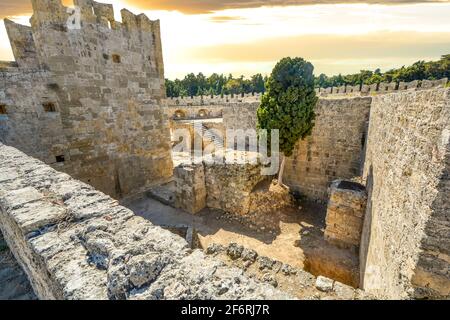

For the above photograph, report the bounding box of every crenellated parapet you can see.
[167,77,449,107]
[3,20,39,69]
[316,78,448,97]
[165,93,262,106]
[4,0,164,77]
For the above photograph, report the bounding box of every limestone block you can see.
[8,201,67,234]
[387,82,397,91]
[406,80,419,90]
[204,152,265,216]
[324,180,367,249]
[174,163,206,214]
[378,83,389,92]
[398,81,407,90]
[315,276,334,292]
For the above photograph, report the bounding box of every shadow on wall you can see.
[412,143,450,299]
[359,165,374,290]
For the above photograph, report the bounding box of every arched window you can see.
[198,109,208,118]
[174,110,186,119]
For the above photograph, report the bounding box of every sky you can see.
[0,0,450,79]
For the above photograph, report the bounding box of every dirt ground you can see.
[124,195,360,287]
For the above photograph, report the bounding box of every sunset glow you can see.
[1,1,449,78]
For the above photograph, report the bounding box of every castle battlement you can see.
[4,0,164,76]
[165,93,262,106]
[0,0,172,199]
[164,78,448,107]
[28,0,160,32]
[317,78,448,96]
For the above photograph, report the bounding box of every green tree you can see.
[251,73,266,93]
[183,73,199,97]
[315,73,328,88]
[257,57,317,186]
[224,78,242,94]
[165,79,176,97]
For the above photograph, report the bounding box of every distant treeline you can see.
[165,73,267,98]
[165,55,450,97]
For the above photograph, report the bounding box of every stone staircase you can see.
[194,122,225,151]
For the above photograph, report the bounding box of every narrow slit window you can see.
[112,54,121,63]
[0,104,6,115]
[43,102,57,113]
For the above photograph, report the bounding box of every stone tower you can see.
[0,0,173,198]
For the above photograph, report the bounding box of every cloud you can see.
[2,1,448,18]
[0,1,32,19]
[183,31,450,62]
[125,0,450,14]
[209,15,244,22]
[164,31,450,77]
[0,0,76,19]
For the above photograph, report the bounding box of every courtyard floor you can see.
[124,194,359,287]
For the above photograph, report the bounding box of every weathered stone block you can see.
[204,152,265,216]
[324,180,367,249]
[174,163,206,214]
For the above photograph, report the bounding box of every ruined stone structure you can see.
[0,0,173,198]
[0,0,448,301]
[173,151,284,217]
[285,97,371,201]
[0,143,293,300]
[174,163,206,214]
[167,86,450,299]
[325,180,367,250]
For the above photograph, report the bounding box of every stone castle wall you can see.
[164,102,258,128]
[222,103,258,131]
[167,97,371,203]
[166,93,261,106]
[317,78,448,97]
[0,0,173,198]
[285,97,372,201]
[0,143,292,300]
[360,88,450,299]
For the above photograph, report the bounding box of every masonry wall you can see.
[167,97,371,202]
[360,88,450,299]
[0,69,68,165]
[0,143,291,300]
[222,103,258,131]
[164,102,258,129]
[285,97,372,201]
[0,0,173,198]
